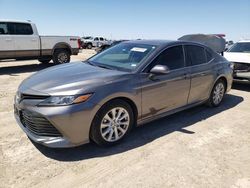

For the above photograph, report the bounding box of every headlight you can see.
[38,94,92,106]
[230,62,234,69]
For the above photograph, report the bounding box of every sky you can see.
[0,0,249,41]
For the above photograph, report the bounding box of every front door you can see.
[141,45,191,119]
[0,22,15,59]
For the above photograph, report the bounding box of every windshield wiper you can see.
[84,60,95,66]
[85,61,117,70]
[95,64,114,70]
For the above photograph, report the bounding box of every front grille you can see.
[20,94,49,101]
[233,62,250,72]
[20,110,62,137]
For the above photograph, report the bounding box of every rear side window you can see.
[185,45,207,66]
[149,45,185,71]
[0,23,8,34]
[8,23,33,35]
[206,50,213,62]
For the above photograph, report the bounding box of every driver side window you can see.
[0,23,8,34]
[147,45,185,72]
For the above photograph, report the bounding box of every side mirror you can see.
[150,65,170,75]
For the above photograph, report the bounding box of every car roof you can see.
[0,19,32,24]
[237,40,250,43]
[124,40,175,46]
[124,39,209,48]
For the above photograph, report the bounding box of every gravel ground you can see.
[0,50,250,188]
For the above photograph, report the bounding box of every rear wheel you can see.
[207,79,226,107]
[90,100,134,146]
[52,49,70,64]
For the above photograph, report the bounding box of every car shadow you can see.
[232,82,250,92]
[0,62,54,75]
[32,94,243,161]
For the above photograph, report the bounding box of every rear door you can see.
[184,45,214,104]
[8,22,39,58]
[0,22,15,59]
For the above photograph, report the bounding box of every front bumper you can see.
[14,99,100,148]
[14,113,78,148]
[234,72,250,82]
[233,62,250,82]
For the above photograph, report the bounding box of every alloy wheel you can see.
[58,52,68,63]
[213,82,225,105]
[100,107,130,142]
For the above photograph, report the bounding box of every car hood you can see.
[224,52,250,64]
[19,62,128,95]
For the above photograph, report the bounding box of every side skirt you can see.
[137,100,207,126]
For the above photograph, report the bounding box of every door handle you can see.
[5,38,12,41]
[184,73,190,79]
[31,39,37,41]
[191,73,207,78]
[199,73,207,76]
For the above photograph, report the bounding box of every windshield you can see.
[87,43,157,72]
[83,36,93,40]
[228,42,250,53]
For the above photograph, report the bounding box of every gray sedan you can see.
[14,40,233,148]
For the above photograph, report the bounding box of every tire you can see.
[207,79,226,107]
[38,59,51,64]
[87,43,92,49]
[52,49,70,64]
[90,99,134,146]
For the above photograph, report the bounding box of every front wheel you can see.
[52,49,70,64]
[87,43,92,49]
[207,79,226,107]
[90,100,134,146]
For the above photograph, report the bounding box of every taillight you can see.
[77,39,81,49]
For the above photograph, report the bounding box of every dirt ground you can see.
[0,50,250,188]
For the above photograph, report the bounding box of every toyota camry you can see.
[14,40,233,147]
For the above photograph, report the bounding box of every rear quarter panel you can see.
[40,36,80,51]
[212,54,233,93]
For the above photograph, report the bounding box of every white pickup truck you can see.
[224,40,250,82]
[81,36,112,49]
[0,20,81,64]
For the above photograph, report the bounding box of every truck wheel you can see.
[38,59,51,64]
[53,49,70,64]
[87,43,92,49]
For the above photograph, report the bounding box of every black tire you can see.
[90,99,134,146]
[87,43,92,49]
[207,79,226,107]
[38,59,51,64]
[52,49,70,64]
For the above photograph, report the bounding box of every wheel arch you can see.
[206,75,229,102]
[89,96,139,139]
[214,75,228,92]
[52,42,72,55]
[96,96,138,124]
[108,97,138,121]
